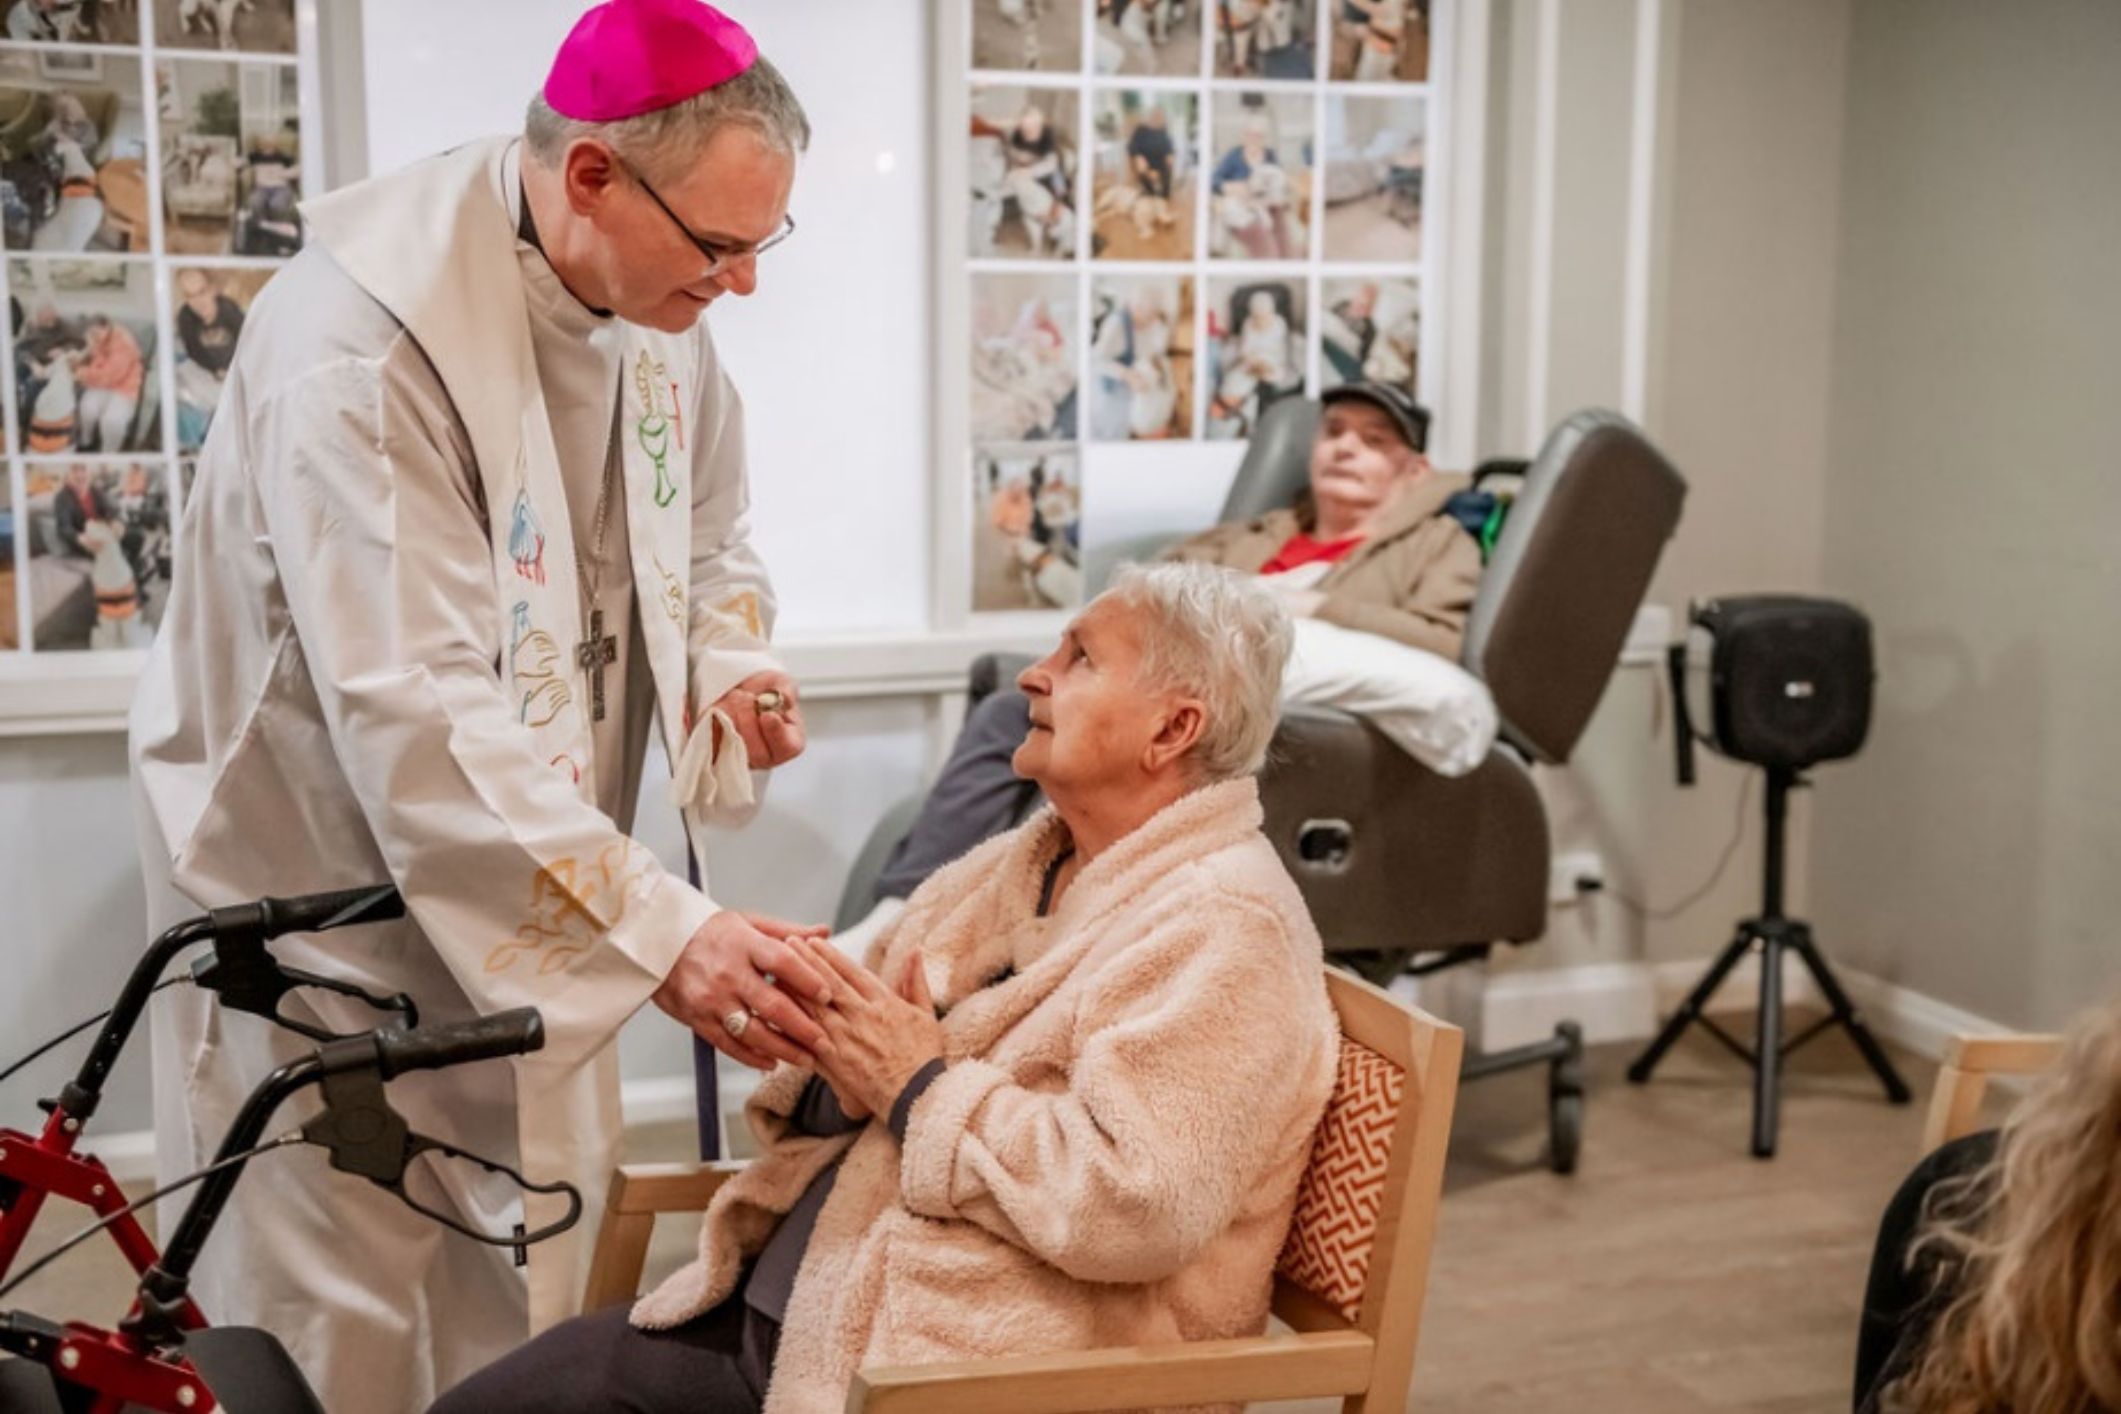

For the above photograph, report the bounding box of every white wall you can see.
[361,0,933,633]
[1626,0,1851,969]
[1809,0,2121,1030]
[1470,0,1855,1038]
[0,735,157,1134]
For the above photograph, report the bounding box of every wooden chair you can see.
[1920,1032,2065,1152]
[585,968,1463,1414]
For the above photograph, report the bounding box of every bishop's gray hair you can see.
[524,53,810,183]
[1103,562,1293,782]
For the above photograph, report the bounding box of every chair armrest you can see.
[583,1162,746,1311]
[1921,1032,2066,1152]
[846,1328,1374,1414]
[1261,710,1548,952]
[1942,1033,2064,1075]
[608,1161,747,1213]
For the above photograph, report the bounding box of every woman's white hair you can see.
[1105,562,1293,782]
[524,55,810,184]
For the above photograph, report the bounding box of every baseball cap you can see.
[1319,381,1431,451]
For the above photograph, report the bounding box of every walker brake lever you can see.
[299,1051,583,1264]
[190,948,420,1043]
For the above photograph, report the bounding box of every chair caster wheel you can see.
[1548,1021,1585,1175]
[1548,1090,1584,1175]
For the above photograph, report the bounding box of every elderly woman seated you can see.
[431,563,1341,1414]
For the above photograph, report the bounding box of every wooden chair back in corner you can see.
[1921,1031,2064,1153]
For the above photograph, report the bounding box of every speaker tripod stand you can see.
[1626,766,1911,1157]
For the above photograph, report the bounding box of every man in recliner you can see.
[858,380,1482,935]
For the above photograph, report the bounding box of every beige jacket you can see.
[634,779,1340,1414]
[1162,472,1481,658]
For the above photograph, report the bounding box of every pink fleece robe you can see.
[632,777,1339,1414]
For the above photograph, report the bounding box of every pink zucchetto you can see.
[543,0,759,123]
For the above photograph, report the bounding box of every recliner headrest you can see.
[1463,410,1687,764]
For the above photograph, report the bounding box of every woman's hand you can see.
[787,936,945,1123]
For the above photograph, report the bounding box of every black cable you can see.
[0,977,189,1088]
[1604,770,1757,922]
[0,1131,302,1306]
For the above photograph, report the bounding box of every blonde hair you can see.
[1104,563,1292,782]
[1884,995,2121,1412]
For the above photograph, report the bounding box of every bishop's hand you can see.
[654,909,834,1069]
[710,669,806,768]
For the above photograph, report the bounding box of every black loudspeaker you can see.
[1637,591,1908,1159]
[1677,595,1873,772]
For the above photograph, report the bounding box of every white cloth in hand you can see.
[670,707,754,830]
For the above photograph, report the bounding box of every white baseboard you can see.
[1830,969,2012,1060]
[1478,952,2007,1062]
[1473,961,1663,1051]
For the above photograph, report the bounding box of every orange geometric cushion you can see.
[1275,1035,1404,1323]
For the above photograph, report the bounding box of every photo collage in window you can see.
[0,0,307,655]
[966,0,1435,613]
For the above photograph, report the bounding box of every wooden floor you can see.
[1384,1020,1938,1414]
[8,1014,1954,1413]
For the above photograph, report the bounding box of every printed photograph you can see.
[971,0,1083,75]
[1205,275,1305,439]
[1207,89,1311,261]
[1215,0,1315,80]
[971,271,1078,443]
[1321,92,1422,262]
[3,0,140,45]
[1088,89,1195,261]
[1320,274,1418,397]
[973,444,1081,612]
[159,58,301,255]
[171,262,272,450]
[1327,0,1430,82]
[12,257,161,455]
[1090,274,1193,441]
[1093,0,1202,77]
[154,0,297,55]
[968,85,1078,260]
[20,459,170,650]
[0,51,150,253]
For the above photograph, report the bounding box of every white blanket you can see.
[1280,616,1498,777]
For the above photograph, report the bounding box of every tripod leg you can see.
[1752,930,1783,1158]
[1789,925,1914,1104]
[1627,929,1755,1084]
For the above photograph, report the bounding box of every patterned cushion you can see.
[1275,1035,1405,1323]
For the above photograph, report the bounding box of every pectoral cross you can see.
[576,609,618,723]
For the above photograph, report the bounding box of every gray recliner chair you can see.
[839,402,1686,1172]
